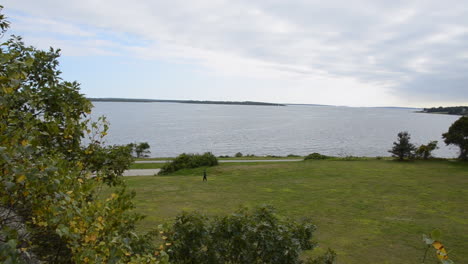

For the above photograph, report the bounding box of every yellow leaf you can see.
[110,193,119,200]
[16,175,26,183]
[85,234,97,243]
[3,87,13,94]
[21,140,28,146]
[436,248,448,260]
[432,241,443,250]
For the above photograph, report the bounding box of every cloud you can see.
[3,0,468,106]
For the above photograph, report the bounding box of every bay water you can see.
[91,102,460,158]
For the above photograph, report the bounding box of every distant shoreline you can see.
[89,98,285,106]
[418,106,468,116]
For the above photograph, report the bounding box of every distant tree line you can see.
[89,98,285,106]
[423,106,468,115]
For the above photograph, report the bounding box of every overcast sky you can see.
[3,0,468,107]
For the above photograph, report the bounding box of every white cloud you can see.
[3,0,468,106]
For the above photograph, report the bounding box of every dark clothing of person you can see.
[203,171,207,181]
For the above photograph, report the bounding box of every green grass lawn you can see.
[129,163,165,169]
[136,155,304,161]
[123,160,468,264]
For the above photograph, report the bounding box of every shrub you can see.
[287,154,301,157]
[235,152,243,157]
[159,152,218,175]
[415,141,438,160]
[162,206,317,264]
[304,153,330,160]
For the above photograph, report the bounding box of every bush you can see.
[415,141,438,160]
[304,153,330,160]
[287,154,301,157]
[159,152,218,175]
[162,206,317,264]
[235,152,243,157]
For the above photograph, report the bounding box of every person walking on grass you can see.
[203,169,207,182]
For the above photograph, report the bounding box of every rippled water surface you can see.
[91,102,460,158]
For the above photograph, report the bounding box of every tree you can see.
[135,142,151,158]
[442,116,468,161]
[415,141,438,160]
[0,7,165,263]
[389,131,416,161]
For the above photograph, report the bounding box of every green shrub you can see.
[235,152,243,157]
[304,153,330,160]
[159,152,218,175]
[287,154,301,157]
[162,206,316,264]
[415,141,438,160]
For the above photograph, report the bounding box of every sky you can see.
[3,0,468,107]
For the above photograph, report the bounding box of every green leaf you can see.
[431,229,442,241]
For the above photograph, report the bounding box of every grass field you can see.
[123,160,468,263]
[130,163,165,169]
[136,156,304,161]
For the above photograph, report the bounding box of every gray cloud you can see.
[3,0,468,105]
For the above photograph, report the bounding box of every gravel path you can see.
[123,169,161,176]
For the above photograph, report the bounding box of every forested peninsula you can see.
[421,106,468,116]
[89,98,285,106]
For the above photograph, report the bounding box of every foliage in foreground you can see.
[422,230,454,264]
[443,116,468,161]
[0,9,165,263]
[159,152,218,175]
[161,206,332,264]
